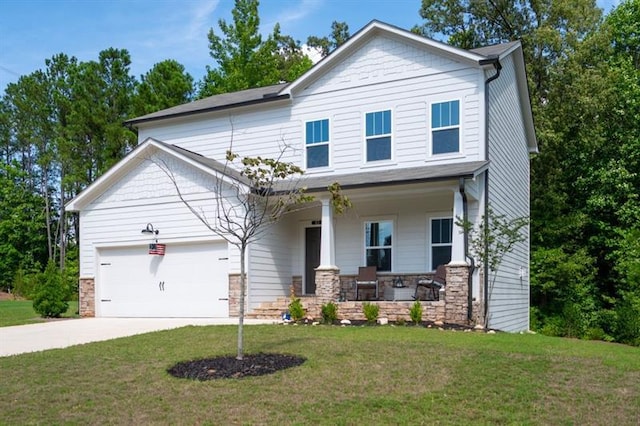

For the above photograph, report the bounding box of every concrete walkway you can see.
[0,317,278,357]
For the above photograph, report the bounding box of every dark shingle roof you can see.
[275,161,490,193]
[126,83,290,126]
[152,140,250,186]
[470,41,520,58]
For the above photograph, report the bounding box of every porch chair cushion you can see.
[354,266,378,300]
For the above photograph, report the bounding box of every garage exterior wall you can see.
[79,151,240,279]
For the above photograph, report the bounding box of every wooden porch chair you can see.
[414,264,447,301]
[354,266,378,300]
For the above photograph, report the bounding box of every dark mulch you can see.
[168,353,306,381]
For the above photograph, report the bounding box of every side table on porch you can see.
[383,286,414,301]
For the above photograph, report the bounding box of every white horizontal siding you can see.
[288,189,456,277]
[248,218,293,309]
[136,34,484,179]
[486,54,531,332]
[80,151,244,278]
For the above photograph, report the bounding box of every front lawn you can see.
[0,325,638,424]
[0,300,78,327]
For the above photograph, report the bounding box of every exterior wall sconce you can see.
[141,223,159,235]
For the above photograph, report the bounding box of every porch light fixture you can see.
[141,223,159,235]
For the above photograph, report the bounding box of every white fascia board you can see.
[65,138,249,212]
[509,47,538,154]
[281,20,485,96]
[65,140,153,212]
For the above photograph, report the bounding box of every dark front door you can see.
[305,227,321,295]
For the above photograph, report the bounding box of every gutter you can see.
[459,177,475,321]
[481,56,502,326]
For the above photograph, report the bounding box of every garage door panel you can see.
[97,242,228,318]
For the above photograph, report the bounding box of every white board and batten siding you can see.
[486,54,531,332]
[137,34,486,179]
[81,151,238,317]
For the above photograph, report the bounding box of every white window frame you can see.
[428,215,453,271]
[363,109,393,163]
[304,118,331,170]
[429,99,462,157]
[363,217,395,272]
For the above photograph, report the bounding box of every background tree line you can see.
[1,0,637,344]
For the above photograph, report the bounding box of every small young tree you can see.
[153,142,349,360]
[32,260,69,318]
[457,207,528,327]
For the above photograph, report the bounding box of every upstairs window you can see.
[431,100,460,155]
[365,110,392,162]
[306,119,329,168]
[430,217,453,269]
[365,220,393,271]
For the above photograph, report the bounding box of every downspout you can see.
[480,56,502,325]
[459,177,475,321]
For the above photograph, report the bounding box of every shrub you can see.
[288,297,305,321]
[614,301,640,346]
[32,261,69,318]
[320,301,338,324]
[409,300,423,325]
[12,268,39,299]
[362,302,379,325]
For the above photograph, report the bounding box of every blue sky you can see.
[0,0,620,92]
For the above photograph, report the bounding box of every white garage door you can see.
[97,242,229,318]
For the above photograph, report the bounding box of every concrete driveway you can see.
[0,317,277,357]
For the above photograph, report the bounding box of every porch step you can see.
[246,297,290,319]
[246,296,319,320]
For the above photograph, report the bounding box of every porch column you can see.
[450,190,467,265]
[319,198,336,268]
[316,198,340,302]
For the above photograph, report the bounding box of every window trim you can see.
[304,117,331,170]
[429,99,462,157]
[428,215,453,271]
[363,109,393,163]
[363,217,395,272]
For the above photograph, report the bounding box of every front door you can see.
[304,227,321,295]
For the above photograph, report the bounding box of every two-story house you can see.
[66,21,537,331]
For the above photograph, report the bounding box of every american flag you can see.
[149,243,166,255]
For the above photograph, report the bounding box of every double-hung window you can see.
[365,110,392,162]
[365,220,392,271]
[431,218,452,269]
[431,100,460,155]
[306,119,329,168]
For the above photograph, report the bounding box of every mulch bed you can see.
[168,353,306,381]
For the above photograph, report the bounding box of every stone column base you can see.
[315,267,340,303]
[79,278,95,317]
[444,264,470,326]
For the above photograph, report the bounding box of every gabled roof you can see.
[65,138,248,212]
[283,20,488,95]
[125,83,289,126]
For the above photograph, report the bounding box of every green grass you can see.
[0,325,638,425]
[0,300,79,327]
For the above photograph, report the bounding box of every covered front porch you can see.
[249,166,488,326]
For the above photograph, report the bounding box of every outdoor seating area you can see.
[351,266,447,302]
